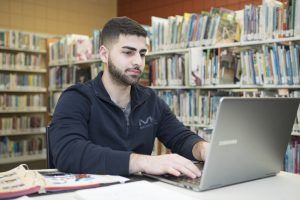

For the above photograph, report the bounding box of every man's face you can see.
[107,34,147,86]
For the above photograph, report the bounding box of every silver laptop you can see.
[145,97,300,191]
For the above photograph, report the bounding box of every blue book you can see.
[188,14,197,42]
[249,50,257,85]
[294,45,300,84]
[286,50,293,85]
[272,45,282,84]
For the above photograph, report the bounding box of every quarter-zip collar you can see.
[91,71,150,108]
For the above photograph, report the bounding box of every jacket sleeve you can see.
[49,87,131,175]
[156,97,205,160]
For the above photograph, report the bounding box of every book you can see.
[218,49,235,84]
[0,164,129,199]
[139,63,150,86]
[189,47,203,86]
[75,66,91,83]
[294,0,300,35]
[212,7,240,44]
[92,29,102,56]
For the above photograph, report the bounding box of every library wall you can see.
[0,0,117,35]
[118,0,263,25]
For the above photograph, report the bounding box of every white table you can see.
[154,171,300,200]
[30,171,300,200]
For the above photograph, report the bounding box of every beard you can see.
[108,57,141,86]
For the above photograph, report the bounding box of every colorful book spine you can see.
[0,73,44,90]
[0,115,44,134]
[149,54,186,86]
[0,136,45,158]
[0,94,44,110]
[0,30,46,50]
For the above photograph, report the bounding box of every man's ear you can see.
[99,45,109,63]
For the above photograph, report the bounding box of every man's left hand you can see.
[192,141,210,161]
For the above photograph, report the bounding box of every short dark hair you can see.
[101,17,147,47]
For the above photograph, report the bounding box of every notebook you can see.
[145,97,300,191]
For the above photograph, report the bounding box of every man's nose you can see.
[133,54,143,66]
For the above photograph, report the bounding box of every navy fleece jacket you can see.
[49,72,203,175]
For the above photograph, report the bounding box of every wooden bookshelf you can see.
[146,0,300,173]
[0,29,48,170]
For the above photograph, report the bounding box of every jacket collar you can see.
[92,71,150,107]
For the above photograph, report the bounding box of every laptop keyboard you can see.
[162,174,201,185]
[163,161,203,185]
[144,161,204,190]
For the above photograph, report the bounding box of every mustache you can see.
[125,67,142,73]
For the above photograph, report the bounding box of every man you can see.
[49,17,209,178]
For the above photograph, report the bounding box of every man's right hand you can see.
[129,153,201,178]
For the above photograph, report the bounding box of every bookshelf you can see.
[0,29,48,170]
[48,31,103,115]
[147,0,300,173]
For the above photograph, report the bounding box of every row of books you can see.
[0,52,44,69]
[0,136,44,158]
[0,115,44,135]
[49,31,102,64]
[157,90,225,125]
[49,63,103,89]
[49,66,79,89]
[148,50,238,87]
[0,94,44,109]
[0,29,47,51]
[186,42,300,86]
[0,73,44,90]
[190,47,239,86]
[149,54,188,86]
[242,0,299,41]
[156,89,300,127]
[239,44,300,85]
[150,0,300,51]
[285,137,300,173]
[151,7,239,51]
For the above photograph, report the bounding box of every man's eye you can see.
[140,53,146,58]
[123,51,133,55]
